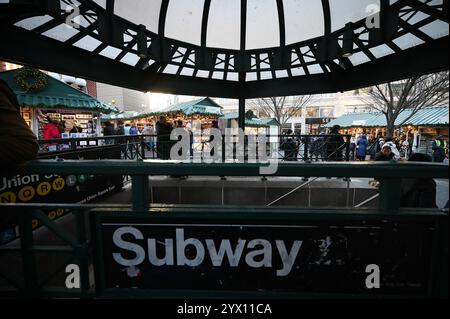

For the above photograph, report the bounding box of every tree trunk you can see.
[386,120,395,138]
[384,112,397,138]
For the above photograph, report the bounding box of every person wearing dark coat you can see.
[432,135,448,163]
[0,80,38,165]
[325,125,345,161]
[103,121,116,145]
[400,153,437,208]
[155,116,173,160]
[374,144,395,161]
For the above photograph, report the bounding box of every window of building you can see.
[344,105,374,114]
[319,107,334,118]
[306,107,319,118]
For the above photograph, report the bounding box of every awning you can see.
[0,68,118,114]
[102,97,223,121]
[162,97,223,116]
[326,106,449,128]
[222,112,279,128]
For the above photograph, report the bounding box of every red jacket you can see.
[43,123,61,140]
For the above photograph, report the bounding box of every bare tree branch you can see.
[365,71,449,137]
[248,95,313,125]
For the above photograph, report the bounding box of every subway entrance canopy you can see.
[0,0,449,100]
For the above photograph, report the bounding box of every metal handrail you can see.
[0,161,447,299]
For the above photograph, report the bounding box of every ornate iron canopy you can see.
[0,0,448,99]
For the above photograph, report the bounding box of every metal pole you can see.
[132,175,150,211]
[19,209,38,297]
[238,96,246,131]
[379,178,402,212]
[303,135,309,161]
[267,177,319,206]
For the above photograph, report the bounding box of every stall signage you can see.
[352,120,367,126]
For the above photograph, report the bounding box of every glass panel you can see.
[41,23,79,42]
[180,67,195,77]
[212,71,224,80]
[400,9,429,26]
[165,0,204,46]
[275,70,289,78]
[14,15,53,31]
[207,0,240,50]
[419,20,449,40]
[284,0,324,44]
[392,33,425,50]
[329,0,380,32]
[307,64,324,74]
[291,67,306,77]
[121,52,140,66]
[227,72,239,81]
[73,35,102,52]
[369,44,395,58]
[260,71,273,80]
[246,72,258,81]
[196,70,210,78]
[92,0,106,9]
[99,46,122,60]
[114,0,162,33]
[348,51,371,66]
[246,0,280,50]
[162,64,179,75]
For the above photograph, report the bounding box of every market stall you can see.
[326,106,449,154]
[102,97,224,131]
[0,67,117,140]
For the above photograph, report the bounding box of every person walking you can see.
[141,124,155,152]
[103,121,116,145]
[356,134,368,161]
[432,135,448,163]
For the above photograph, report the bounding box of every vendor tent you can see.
[326,106,449,128]
[0,68,117,113]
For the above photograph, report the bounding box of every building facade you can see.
[247,90,375,135]
[96,83,149,113]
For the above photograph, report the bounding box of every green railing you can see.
[0,160,448,299]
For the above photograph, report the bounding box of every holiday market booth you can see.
[326,106,449,154]
[102,97,224,130]
[0,67,118,140]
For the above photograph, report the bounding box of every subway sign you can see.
[96,212,439,296]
